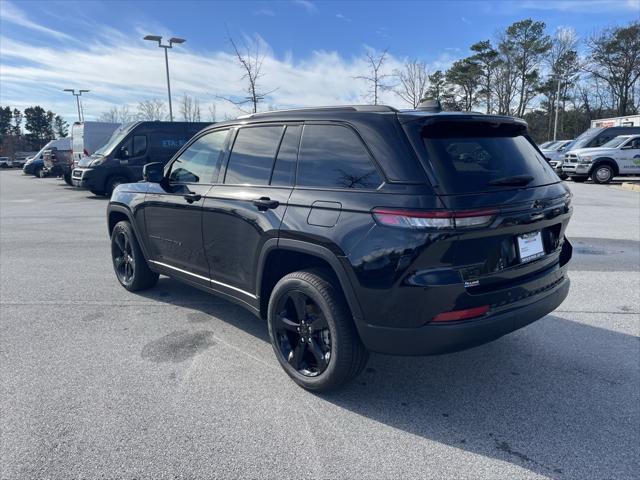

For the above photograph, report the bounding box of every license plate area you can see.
[517,231,545,263]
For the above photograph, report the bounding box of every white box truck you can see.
[71,121,120,166]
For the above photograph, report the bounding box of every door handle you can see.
[183,192,202,204]
[252,197,279,211]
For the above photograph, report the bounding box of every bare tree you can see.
[207,103,217,122]
[179,94,201,122]
[394,59,428,108]
[355,48,392,105]
[137,99,167,121]
[219,34,277,113]
[584,21,640,116]
[98,105,134,123]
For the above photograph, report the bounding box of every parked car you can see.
[11,151,37,169]
[41,138,73,182]
[562,134,640,183]
[106,104,573,391]
[71,121,121,167]
[0,157,10,168]
[72,121,211,196]
[22,156,45,176]
[541,140,573,179]
[538,140,559,149]
[22,139,70,176]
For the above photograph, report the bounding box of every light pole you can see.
[553,74,562,141]
[63,89,89,122]
[143,35,185,121]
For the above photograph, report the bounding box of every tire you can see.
[110,220,159,291]
[571,176,587,183]
[592,164,614,184]
[267,268,369,391]
[105,176,127,197]
[90,189,105,196]
[37,167,46,178]
[63,172,72,185]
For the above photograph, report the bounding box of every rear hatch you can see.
[404,115,572,290]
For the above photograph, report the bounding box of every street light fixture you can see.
[143,35,186,121]
[63,89,90,122]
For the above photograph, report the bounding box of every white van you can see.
[71,122,120,165]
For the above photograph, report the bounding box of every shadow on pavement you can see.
[137,277,639,480]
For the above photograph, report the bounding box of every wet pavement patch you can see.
[141,330,216,363]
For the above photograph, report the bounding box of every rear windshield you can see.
[421,122,558,194]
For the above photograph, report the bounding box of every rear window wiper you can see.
[487,175,534,187]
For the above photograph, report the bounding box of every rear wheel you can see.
[592,164,614,184]
[267,269,369,391]
[110,220,158,291]
[37,168,47,178]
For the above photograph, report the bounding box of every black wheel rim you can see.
[273,290,331,377]
[112,231,135,285]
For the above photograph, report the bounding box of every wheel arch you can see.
[589,157,619,176]
[107,203,152,261]
[256,239,364,325]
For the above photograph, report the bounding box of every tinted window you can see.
[420,122,557,194]
[629,138,640,149]
[297,125,382,189]
[133,135,147,157]
[224,126,283,185]
[168,130,228,184]
[270,125,301,186]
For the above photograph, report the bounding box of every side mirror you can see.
[620,144,632,150]
[143,162,164,183]
[119,146,130,159]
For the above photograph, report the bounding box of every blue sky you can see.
[1,0,638,124]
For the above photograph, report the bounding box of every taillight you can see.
[432,305,490,322]
[372,208,498,229]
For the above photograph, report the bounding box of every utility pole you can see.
[143,35,186,121]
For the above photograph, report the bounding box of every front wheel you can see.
[111,220,159,291]
[105,176,127,197]
[37,168,47,178]
[267,269,369,391]
[592,164,614,184]
[63,172,72,185]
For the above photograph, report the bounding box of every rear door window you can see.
[224,126,284,185]
[297,124,383,189]
[420,121,558,194]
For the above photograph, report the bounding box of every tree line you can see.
[0,106,68,156]
[372,19,640,142]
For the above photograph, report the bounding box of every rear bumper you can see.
[357,275,569,355]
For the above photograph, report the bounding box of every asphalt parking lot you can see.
[1,170,638,480]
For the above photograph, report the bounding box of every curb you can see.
[620,182,640,192]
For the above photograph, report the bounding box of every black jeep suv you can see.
[107,104,572,391]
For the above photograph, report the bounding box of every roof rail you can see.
[238,105,398,119]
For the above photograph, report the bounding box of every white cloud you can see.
[0,1,72,40]
[291,0,318,13]
[1,31,454,123]
[336,13,351,22]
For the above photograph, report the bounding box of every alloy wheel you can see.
[112,230,135,285]
[273,290,331,377]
